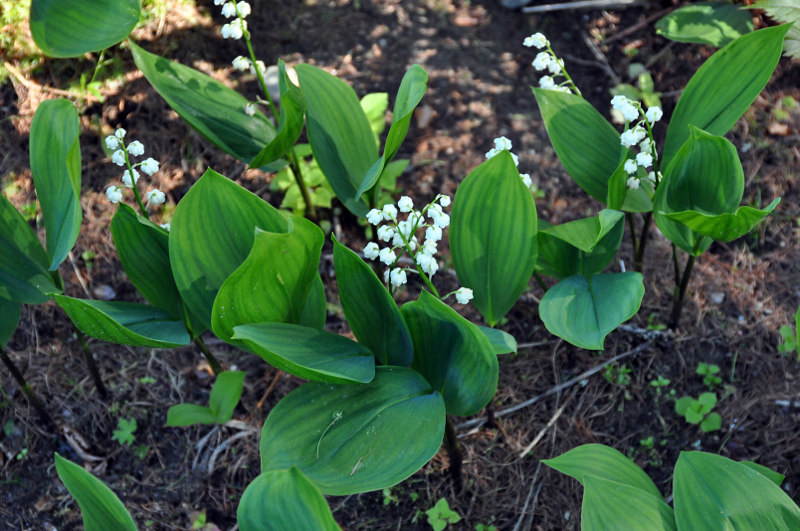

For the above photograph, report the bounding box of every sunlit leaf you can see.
[655,1,753,47]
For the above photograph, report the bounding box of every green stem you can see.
[670,253,696,329]
[634,212,653,272]
[0,347,55,428]
[533,271,549,292]
[120,141,148,218]
[627,212,639,265]
[193,336,223,375]
[76,329,109,400]
[443,415,463,492]
[88,49,107,86]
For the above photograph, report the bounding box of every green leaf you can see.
[543,443,662,499]
[700,412,721,432]
[0,193,60,304]
[111,204,182,318]
[0,298,21,348]
[29,99,81,270]
[299,273,327,330]
[539,272,644,350]
[30,0,139,58]
[54,453,137,531]
[232,322,375,384]
[655,1,754,47]
[332,237,413,366]
[296,64,377,216]
[170,168,287,330]
[674,452,800,529]
[748,1,800,59]
[211,216,323,342]
[238,467,341,531]
[400,291,498,417]
[533,88,624,203]
[260,366,445,495]
[208,370,245,423]
[361,92,389,138]
[582,476,677,531]
[130,42,280,169]
[740,461,785,487]
[478,326,517,355]
[536,211,625,280]
[166,403,218,427]
[250,60,305,168]
[665,198,780,242]
[655,127,744,255]
[53,295,190,348]
[356,65,428,196]
[450,151,537,326]
[662,25,790,167]
[675,396,693,416]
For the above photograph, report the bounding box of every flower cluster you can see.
[484,136,534,190]
[105,129,165,209]
[611,95,663,190]
[363,195,473,305]
[523,33,572,94]
[214,0,251,40]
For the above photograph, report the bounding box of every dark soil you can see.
[2,0,800,529]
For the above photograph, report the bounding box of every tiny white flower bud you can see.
[363,242,380,260]
[390,268,407,287]
[381,203,398,221]
[114,128,126,140]
[244,102,256,116]
[122,168,140,187]
[146,189,166,208]
[140,158,159,176]
[547,57,563,76]
[494,136,512,151]
[626,177,640,190]
[645,106,663,123]
[636,152,653,168]
[126,140,144,156]
[379,247,397,266]
[425,225,442,243]
[398,196,413,213]
[539,75,556,90]
[532,52,551,71]
[377,225,395,242]
[111,150,126,166]
[639,138,652,153]
[160,223,171,231]
[367,208,384,225]
[523,33,548,49]
[221,2,237,18]
[237,1,251,17]
[105,135,119,150]
[520,173,532,188]
[232,56,251,71]
[438,195,451,207]
[106,186,123,203]
[455,287,474,304]
[624,159,638,174]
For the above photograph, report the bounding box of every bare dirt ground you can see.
[1,0,800,529]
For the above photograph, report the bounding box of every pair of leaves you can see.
[167,371,245,426]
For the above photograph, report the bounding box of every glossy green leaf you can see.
[30,0,139,58]
[539,273,644,350]
[166,403,218,427]
[208,370,245,422]
[170,168,287,330]
[674,452,800,529]
[232,322,374,384]
[260,366,445,495]
[53,295,190,348]
[29,99,81,270]
[543,444,662,499]
[54,453,136,531]
[0,193,60,304]
[536,211,624,280]
[0,298,21,348]
[748,1,800,59]
[401,291,498,416]
[296,64,376,216]
[450,151,537,326]
[665,198,780,242]
[582,476,677,531]
[655,1,753,47]
[533,88,624,203]
[250,60,305,168]
[299,274,326,330]
[130,42,280,169]
[357,65,428,196]
[740,461,785,487]
[478,326,517,355]
[655,127,743,255]
[361,92,389,139]
[111,204,182,318]
[332,237,413,366]
[662,25,790,167]
[211,216,323,342]
[238,467,341,531]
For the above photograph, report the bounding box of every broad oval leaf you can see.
[665,198,780,242]
[211,216,323,342]
[542,443,662,499]
[332,237,413,366]
[539,272,644,350]
[111,204,182,318]
[0,298,21,348]
[30,0,139,58]
[260,366,445,495]
[30,99,81,270]
[451,151,537,326]
[662,25,790,167]
[170,168,287,330]
[54,453,137,531]
[478,326,517,355]
[232,322,375,384]
[130,42,280,169]
[655,127,743,255]
[53,295,190,348]
[166,404,218,427]
[400,291,498,416]
[296,64,377,216]
[533,88,624,203]
[674,452,800,529]
[0,193,60,304]
[582,476,677,531]
[655,1,754,47]
[238,467,341,531]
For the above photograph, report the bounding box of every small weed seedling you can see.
[112,417,137,446]
[604,364,632,386]
[649,374,671,398]
[696,362,721,389]
[426,498,462,531]
[778,305,800,359]
[675,392,721,433]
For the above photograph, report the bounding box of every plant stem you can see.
[634,212,653,272]
[670,253,696,329]
[626,212,639,266]
[121,145,148,218]
[0,348,55,428]
[443,415,463,492]
[193,336,223,375]
[76,329,109,400]
[533,271,549,292]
